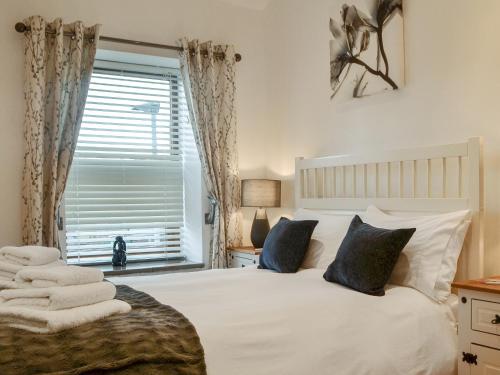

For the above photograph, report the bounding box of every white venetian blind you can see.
[64,59,190,265]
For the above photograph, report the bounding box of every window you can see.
[64,57,193,265]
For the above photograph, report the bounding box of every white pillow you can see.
[362,206,470,301]
[434,219,471,301]
[301,239,324,269]
[294,209,354,269]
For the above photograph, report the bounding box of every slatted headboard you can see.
[294,138,484,280]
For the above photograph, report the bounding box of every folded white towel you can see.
[0,259,65,273]
[0,299,131,333]
[0,260,23,275]
[0,271,15,280]
[0,246,60,266]
[0,279,18,289]
[0,259,66,282]
[16,265,103,288]
[0,282,116,310]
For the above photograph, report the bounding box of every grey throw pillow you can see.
[323,215,415,296]
[259,217,318,273]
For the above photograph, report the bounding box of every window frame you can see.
[60,56,194,266]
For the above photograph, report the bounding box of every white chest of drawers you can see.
[227,247,261,268]
[453,278,500,375]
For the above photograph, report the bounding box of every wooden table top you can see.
[227,246,262,255]
[452,275,500,295]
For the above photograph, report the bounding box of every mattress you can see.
[112,267,458,375]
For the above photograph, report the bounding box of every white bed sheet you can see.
[112,267,458,375]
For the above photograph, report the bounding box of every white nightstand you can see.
[227,246,261,268]
[453,276,500,374]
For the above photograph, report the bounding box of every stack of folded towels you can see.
[0,246,63,289]
[0,246,131,333]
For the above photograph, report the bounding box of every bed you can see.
[114,267,458,375]
[115,137,484,375]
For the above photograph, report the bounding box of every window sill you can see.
[84,260,204,276]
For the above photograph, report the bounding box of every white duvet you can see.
[112,267,458,375]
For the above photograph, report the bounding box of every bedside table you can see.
[227,246,262,268]
[452,276,500,374]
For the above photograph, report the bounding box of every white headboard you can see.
[295,137,484,280]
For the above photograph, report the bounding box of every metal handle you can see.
[491,314,500,325]
[462,352,478,365]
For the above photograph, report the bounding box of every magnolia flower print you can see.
[330,0,403,99]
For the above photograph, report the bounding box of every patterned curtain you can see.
[179,39,242,269]
[21,16,100,247]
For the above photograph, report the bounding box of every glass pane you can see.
[65,62,189,265]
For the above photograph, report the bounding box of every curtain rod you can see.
[14,22,242,62]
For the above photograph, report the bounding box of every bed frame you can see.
[295,137,484,280]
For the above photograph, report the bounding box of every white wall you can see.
[0,0,273,250]
[263,0,500,275]
[1,0,499,274]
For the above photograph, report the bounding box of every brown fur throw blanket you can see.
[0,285,207,375]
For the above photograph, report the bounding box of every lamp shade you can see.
[241,179,281,208]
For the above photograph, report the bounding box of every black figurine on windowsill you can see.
[112,236,127,267]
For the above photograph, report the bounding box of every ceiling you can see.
[215,0,273,10]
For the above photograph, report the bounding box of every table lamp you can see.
[241,179,281,248]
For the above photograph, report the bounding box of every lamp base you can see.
[250,209,270,248]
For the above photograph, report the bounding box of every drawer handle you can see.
[462,352,477,365]
[491,314,500,325]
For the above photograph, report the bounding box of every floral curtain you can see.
[179,39,242,269]
[21,16,100,247]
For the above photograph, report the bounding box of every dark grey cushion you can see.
[259,217,318,273]
[323,215,415,296]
